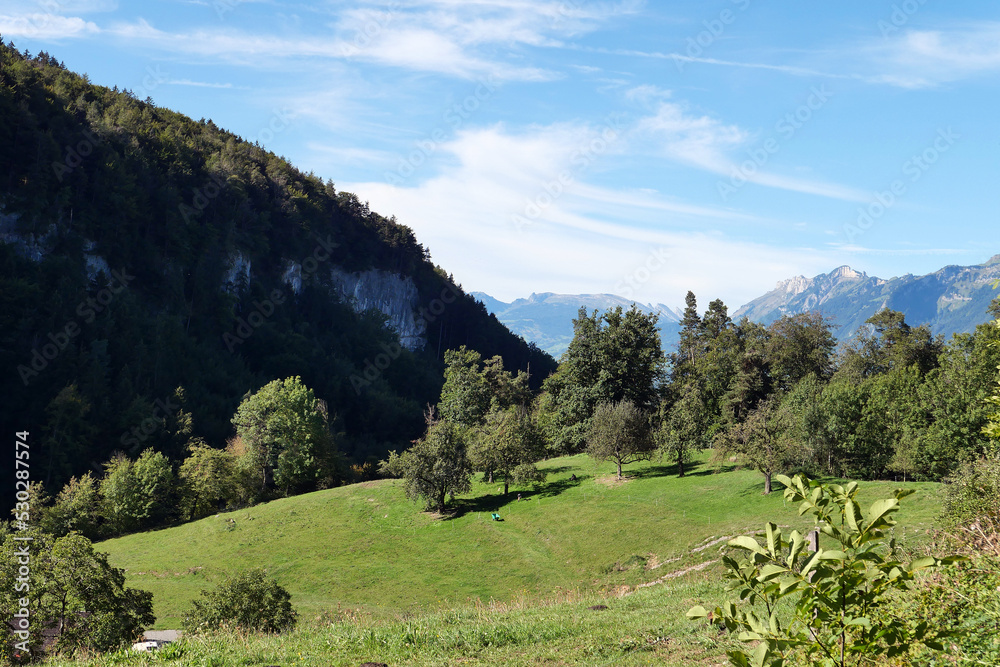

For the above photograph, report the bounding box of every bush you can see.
[182,568,297,634]
[0,530,154,660]
[688,474,961,667]
[942,452,1000,524]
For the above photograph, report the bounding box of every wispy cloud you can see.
[166,78,241,89]
[0,13,99,39]
[100,0,640,81]
[871,23,1000,88]
[336,122,835,306]
[629,101,867,202]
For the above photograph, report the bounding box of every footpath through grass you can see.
[98,451,943,630]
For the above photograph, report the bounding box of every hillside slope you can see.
[0,45,554,495]
[97,453,943,628]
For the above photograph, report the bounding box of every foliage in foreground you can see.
[0,530,154,661]
[182,568,297,635]
[688,474,961,667]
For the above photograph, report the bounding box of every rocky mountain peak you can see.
[828,265,865,281]
[775,275,811,295]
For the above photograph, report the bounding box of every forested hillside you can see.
[0,44,554,506]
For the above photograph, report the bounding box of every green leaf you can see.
[818,550,847,561]
[908,556,936,572]
[686,605,709,619]
[730,536,767,555]
[752,640,770,667]
[759,563,787,581]
[766,522,781,558]
[778,577,800,594]
[866,498,899,527]
[725,650,751,667]
[787,530,804,567]
[845,499,860,533]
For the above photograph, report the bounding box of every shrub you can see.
[688,474,961,667]
[182,568,297,634]
[0,530,154,660]
[941,452,1000,525]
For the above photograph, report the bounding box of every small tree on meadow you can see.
[586,400,655,480]
[380,417,472,513]
[715,397,796,494]
[659,381,706,477]
[470,406,546,494]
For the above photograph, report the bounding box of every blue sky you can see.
[3,1,998,310]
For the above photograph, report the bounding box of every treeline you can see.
[0,42,555,511]
[18,377,344,540]
[386,294,1000,511]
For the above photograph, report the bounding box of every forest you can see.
[0,42,554,514]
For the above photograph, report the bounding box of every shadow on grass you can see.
[628,458,738,480]
[445,471,589,519]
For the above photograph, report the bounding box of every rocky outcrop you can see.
[223,251,252,294]
[0,210,53,262]
[330,268,427,351]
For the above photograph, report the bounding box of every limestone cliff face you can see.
[0,211,52,262]
[329,267,427,351]
[223,251,252,294]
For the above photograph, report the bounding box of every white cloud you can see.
[166,78,238,89]
[873,23,1000,87]
[336,123,839,308]
[0,13,99,39]
[100,0,638,81]
[630,102,868,202]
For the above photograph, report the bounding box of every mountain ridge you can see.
[477,256,1000,357]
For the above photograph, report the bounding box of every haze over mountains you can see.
[477,256,1000,358]
[471,292,683,359]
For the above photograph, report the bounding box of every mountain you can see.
[0,45,554,499]
[477,257,1000,359]
[734,257,1000,339]
[471,292,682,358]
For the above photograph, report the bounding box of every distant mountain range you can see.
[735,257,1000,339]
[471,292,682,359]
[476,256,1000,358]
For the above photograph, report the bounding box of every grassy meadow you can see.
[95,451,944,635]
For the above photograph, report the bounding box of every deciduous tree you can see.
[0,530,155,659]
[231,376,336,496]
[470,406,546,494]
[586,400,655,480]
[380,417,472,512]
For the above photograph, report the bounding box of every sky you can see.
[3,0,999,310]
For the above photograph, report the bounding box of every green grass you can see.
[97,452,944,631]
[48,576,730,667]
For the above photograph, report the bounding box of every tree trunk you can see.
[677,449,685,477]
[616,458,623,480]
[504,479,509,495]
[437,489,446,513]
[763,470,772,495]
